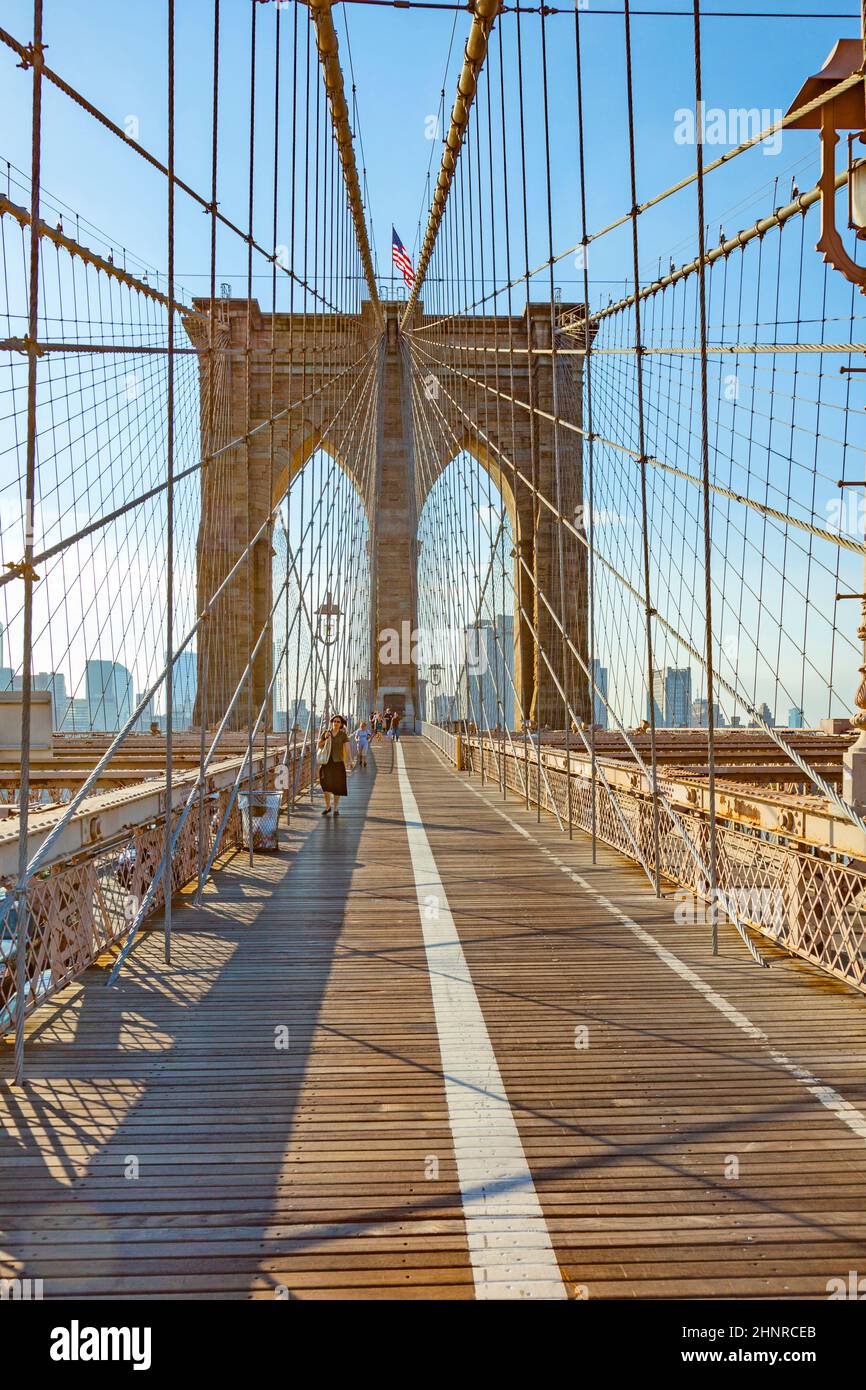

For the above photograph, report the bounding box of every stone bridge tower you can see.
[186,297,590,731]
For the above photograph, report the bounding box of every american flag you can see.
[391,227,415,289]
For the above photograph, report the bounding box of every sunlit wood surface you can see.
[2,737,866,1299]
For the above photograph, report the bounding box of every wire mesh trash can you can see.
[238,791,281,851]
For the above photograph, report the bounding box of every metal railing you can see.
[424,727,866,995]
[419,720,463,768]
[0,740,313,1035]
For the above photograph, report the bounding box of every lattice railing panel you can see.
[452,735,866,994]
[1,744,313,1033]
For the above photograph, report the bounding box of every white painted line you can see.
[395,741,567,1301]
[425,739,866,1148]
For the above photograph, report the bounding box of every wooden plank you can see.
[1,735,866,1299]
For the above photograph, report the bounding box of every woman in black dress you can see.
[317,715,354,816]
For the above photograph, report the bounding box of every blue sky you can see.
[1,1,860,306]
[2,1,865,727]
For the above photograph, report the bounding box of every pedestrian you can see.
[389,709,401,741]
[384,710,398,772]
[353,719,371,768]
[317,714,354,816]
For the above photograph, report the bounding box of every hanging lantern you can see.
[315,592,341,646]
[848,139,866,236]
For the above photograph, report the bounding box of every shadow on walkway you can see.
[0,762,378,1295]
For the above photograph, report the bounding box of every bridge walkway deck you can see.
[2,735,865,1299]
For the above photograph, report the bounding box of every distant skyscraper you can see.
[692,698,726,729]
[134,691,155,731]
[591,658,608,730]
[665,668,692,728]
[433,692,455,725]
[288,697,310,732]
[759,701,774,728]
[788,706,804,728]
[355,676,372,721]
[61,697,92,732]
[171,650,197,730]
[275,696,314,733]
[33,671,67,728]
[460,617,515,730]
[491,613,515,728]
[85,659,133,732]
[272,642,289,729]
[648,667,665,727]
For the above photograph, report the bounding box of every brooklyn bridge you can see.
[2,0,866,1307]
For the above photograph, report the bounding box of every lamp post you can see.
[784,38,866,292]
[786,31,866,806]
[315,591,341,725]
[428,661,442,727]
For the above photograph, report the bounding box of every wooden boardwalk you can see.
[2,734,866,1299]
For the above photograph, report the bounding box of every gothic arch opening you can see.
[272,447,372,733]
[415,449,522,732]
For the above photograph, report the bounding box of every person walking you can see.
[384,708,400,772]
[317,714,353,816]
[353,719,371,768]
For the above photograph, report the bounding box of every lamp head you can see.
[784,39,864,131]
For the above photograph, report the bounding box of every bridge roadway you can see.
[2,736,866,1299]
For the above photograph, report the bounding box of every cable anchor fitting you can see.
[18,334,44,358]
[5,559,40,582]
[16,40,46,71]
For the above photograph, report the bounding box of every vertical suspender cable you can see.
[245,1,257,865]
[515,2,542,818]
[266,2,282,796]
[14,0,44,1086]
[540,4,573,837]
[574,0,598,862]
[164,0,176,963]
[484,43,506,795]
[623,0,661,895]
[286,0,299,818]
[497,25,528,803]
[198,0,220,894]
[692,0,720,951]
